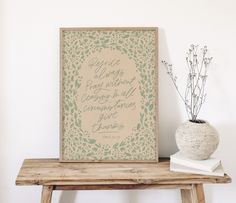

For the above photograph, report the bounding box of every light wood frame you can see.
[60,27,159,162]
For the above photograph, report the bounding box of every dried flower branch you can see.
[162,45,213,122]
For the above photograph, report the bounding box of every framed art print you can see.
[60,27,158,162]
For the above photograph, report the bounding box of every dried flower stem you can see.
[162,45,212,121]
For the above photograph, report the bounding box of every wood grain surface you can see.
[41,186,53,203]
[15,158,231,187]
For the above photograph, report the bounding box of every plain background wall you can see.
[1,0,236,202]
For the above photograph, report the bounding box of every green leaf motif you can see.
[88,139,96,144]
[75,79,81,88]
[113,143,118,149]
[137,123,141,130]
[149,104,153,111]
[125,152,131,157]
[65,104,69,111]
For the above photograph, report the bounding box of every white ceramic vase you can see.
[175,120,219,160]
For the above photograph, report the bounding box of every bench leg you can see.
[41,186,53,203]
[181,184,205,203]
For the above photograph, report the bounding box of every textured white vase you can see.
[175,120,219,160]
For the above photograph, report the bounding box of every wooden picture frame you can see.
[60,27,158,162]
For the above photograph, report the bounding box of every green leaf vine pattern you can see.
[62,30,157,160]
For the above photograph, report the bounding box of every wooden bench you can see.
[15,158,231,203]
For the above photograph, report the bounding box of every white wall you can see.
[1,0,236,202]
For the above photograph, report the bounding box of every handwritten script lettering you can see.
[77,49,141,145]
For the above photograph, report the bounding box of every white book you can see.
[170,162,224,177]
[170,151,221,172]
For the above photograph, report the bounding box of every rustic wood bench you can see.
[15,158,231,203]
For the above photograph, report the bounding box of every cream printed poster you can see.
[60,28,158,162]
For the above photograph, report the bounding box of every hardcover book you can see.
[170,151,221,172]
[170,162,224,177]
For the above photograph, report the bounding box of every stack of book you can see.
[170,151,224,177]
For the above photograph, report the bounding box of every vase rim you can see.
[188,119,207,124]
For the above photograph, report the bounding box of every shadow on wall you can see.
[158,28,181,157]
[204,123,236,203]
[58,190,140,203]
[216,123,236,176]
[126,190,139,203]
[0,97,7,202]
[59,191,77,203]
[0,101,7,202]
[0,24,8,203]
